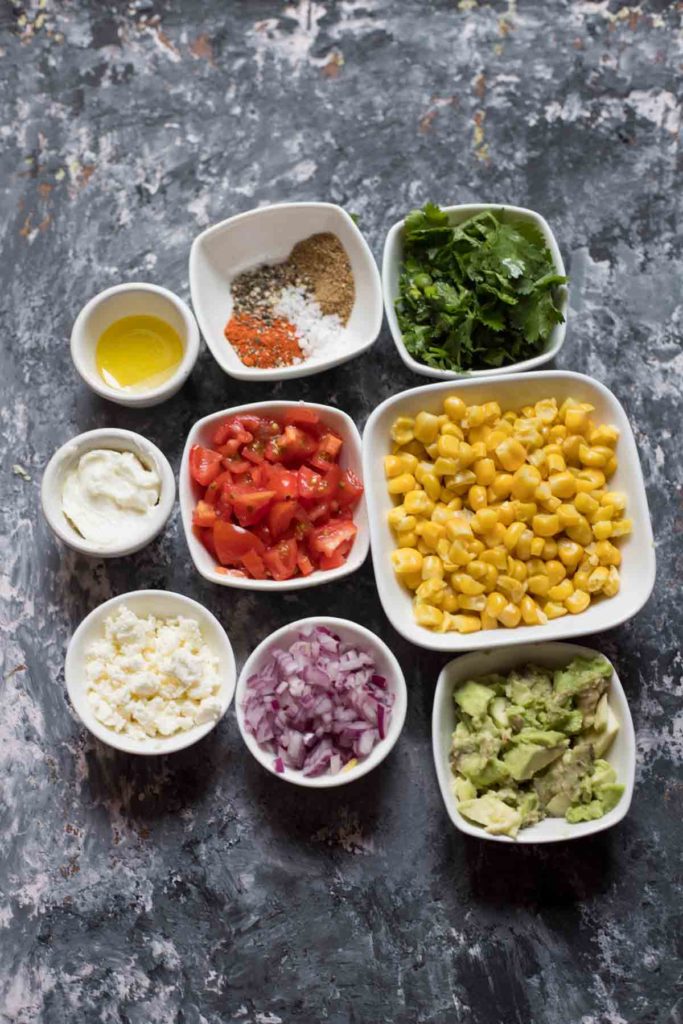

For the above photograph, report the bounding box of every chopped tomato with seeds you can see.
[337,469,364,508]
[263,538,298,580]
[190,445,223,486]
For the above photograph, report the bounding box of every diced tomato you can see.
[223,456,251,475]
[239,414,281,439]
[337,469,364,508]
[204,470,233,506]
[305,500,331,523]
[212,417,252,446]
[308,519,357,560]
[283,407,320,429]
[263,538,298,581]
[296,551,315,576]
[268,500,309,539]
[298,463,341,502]
[309,432,343,471]
[199,526,217,559]
[217,439,241,458]
[241,548,267,579]
[192,500,217,528]
[319,549,348,571]
[230,489,276,528]
[190,445,223,486]
[263,463,299,500]
[243,440,266,465]
[278,425,318,464]
[214,520,265,566]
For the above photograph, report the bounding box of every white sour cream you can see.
[62,449,161,547]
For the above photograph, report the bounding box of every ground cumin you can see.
[289,232,355,323]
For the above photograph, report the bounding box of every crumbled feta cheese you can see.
[85,605,223,740]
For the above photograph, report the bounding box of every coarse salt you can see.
[274,285,349,362]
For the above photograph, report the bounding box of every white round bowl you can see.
[432,641,636,843]
[382,203,568,380]
[189,201,383,382]
[70,282,200,407]
[65,590,237,755]
[362,370,656,652]
[179,401,369,591]
[235,617,407,788]
[41,427,176,558]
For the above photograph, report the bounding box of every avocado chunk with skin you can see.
[458,794,523,837]
[454,681,494,719]
[504,741,567,781]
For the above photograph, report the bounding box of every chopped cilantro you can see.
[395,204,567,372]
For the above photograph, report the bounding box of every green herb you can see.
[395,203,567,372]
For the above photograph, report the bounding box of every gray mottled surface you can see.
[1,1,681,1022]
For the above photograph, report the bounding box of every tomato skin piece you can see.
[192,500,217,528]
[190,445,223,486]
[308,519,357,559]
[230,489,276,528]
[263,538,298,581]
[214,521,265,566]
[337,469,364,508]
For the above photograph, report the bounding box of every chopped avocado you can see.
[504,742,566,781]
[454,680,494,719]
[458,794,523,837]
[450,656,624,838]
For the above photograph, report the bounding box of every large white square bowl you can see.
[432,642,636,843]
[383,203,568,380]
[180,401,369,591]
[362,371,655,652]
[189,202,383,382]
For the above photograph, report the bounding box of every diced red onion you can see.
[243,626,394,777]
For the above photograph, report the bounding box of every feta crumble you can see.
[85,605,223,740]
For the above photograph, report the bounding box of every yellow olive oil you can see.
[96,315,183,392]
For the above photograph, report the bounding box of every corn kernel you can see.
[482,564,498,591]
[450,470,477,492]
[602,491,626,512]
[437,434,461,460]
[496,438,527,472]
[481,610,499,630]
[398,532,418,548]
[575,491,599,516]
[388,473,416,495]
[529,536,545,557]
[541,538,558,560]
[391,548,423,575]
[604,456,618,478]
[467,559,488,580]
[448,540,473,566]
[450,614,482,634]
[443,396,466,421]
[442,589,459,613]
[545,560,567,587]
[528,574,550,597]
[515,529,534,561]
[404,490,435,516]
[458,594,487,612]
[481,547,508,571]
[579,445,608,468]
[565,589,590,614]
[511,500,537,523]
[564,407,589,435]
[486,592,507,618]
[521,595,547,625]
[413,411,440,445]
[440,421,463,439]
[490,473,513,499]
[589,424,619,447]
[482,523,507,548]
[548,471,576,499]
[562,434,583,465]
[557,503,582,528]
[451,573,486,596]
[548,578,573,602]
[422,474,441,501]
[510,464,542,500]
[384,454,404,478]
[586,566,609,593]
[499,602,522,628]
[473,458,496,486]
[472,508,499,534]
[445,515,473,542]
[468,484,488,511]
[592,521,613,541]
[432,457,458,477]
[547,453,567,474]
[503,521,525,551]
[544,601,568,620]
[576,468,606,491]
[467,538,485,557]
[497,575,526,604]
[610,518,632,537]
[416,578,447,604]
[421,555,444,580]
[390,416,415,444]
[507,557,528,582]
[594,540,621,566]
[532,513,561,538]
[557,538,584,569]
[566,517,593,546]
[603,566,620,596]
[416,521,446,548]
[414,603,444,628]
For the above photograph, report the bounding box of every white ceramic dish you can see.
[64,590,237,756]
[41,428,176,558]
[189,201,383,382]
[432,641,635,843]
[235,616,407,788]
[180,401,369,591]
[382,203,568,380]
[70,282,200,407]
[363,371,656,652]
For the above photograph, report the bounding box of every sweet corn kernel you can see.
[503,521,526,551]
[548,578,573,602]
[458,594,487,612]
[587,566,609,592]
[510,464,542,500]
[390,416,415,444]
[511,500,537,523]
[421,555,444,580]
[451,573,486,596]
[437,434,461,460]
[468,484,488,511]
[414,603,444,628]
[481,547,508,571]
[404,490,435,516]
[384,454,404,478]
[458,442,476,467]
[496,438,527,472]
[557,503,582,528]
[448,540,473,566]
[610,518,632,537]
[450,470,477,491]
[451,614,482,634]
[521,595,547,625]
[564,407,589,434]
[440,421,463,438]
[416,521,446,548]
[529,536,546,557]
[590,424,619,447]
[579,445,608,468]
[562,434,583,465]
[547,453,567,474]
[398,532,418,548]
[544,601,568,620]
[549,471,576,499]
[604,456,618,478]
[481,610,499,630]
[576,468,606,491]
[421,473,441,501]
[416,578,447,604]
[391,549,423,575]
[515,529,534,561]
[467,559,488,580]
[507,557,528,582]
[497,575,526,604]
[557,538,584,569]
[603,566,620,596]
[541,538,558,560]
[445,515,473,541]
[545,560,567,587]
[413,411,440,445]
[486,592,507,618]
[482,523,507,548]
[443,395,466,421]
[528,449,549,478]
[594,540,621,566]
[566,517,593,546]
[565,589,590,614]
[490,473,514,499]
[474,458,496,486]
[532,513,561,538]
[482,564,498,591]
[388,473,416,495]
[592,521,613,542]
[472,508,499,534]
[442,590,459,613]
[527,574,550,597]
[535,398,558,424]
[499,602,522,628]
[602,491,626,512]
[432,457,458,477]
[467,538,485,557]
[575,491,599,516]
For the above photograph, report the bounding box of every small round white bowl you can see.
[65,590,237,756]
[432,641,636,843]
[70,282,200,407]
[362,370,656,652]
[41,428,176,558]
[179,401,369,591]
[189,201,383,382]
[382,203,568,380]
[235,617,408,788]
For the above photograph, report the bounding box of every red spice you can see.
[224,312,303,368]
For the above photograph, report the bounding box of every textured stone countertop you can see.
[1,2,680,1022]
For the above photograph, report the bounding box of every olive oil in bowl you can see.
[96,315,183,393]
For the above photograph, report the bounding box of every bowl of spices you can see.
[70,282,200,407]
[189,202,383,381]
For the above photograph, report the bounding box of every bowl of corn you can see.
[362,371,655,651]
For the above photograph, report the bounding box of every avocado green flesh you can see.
[450,656,623,838]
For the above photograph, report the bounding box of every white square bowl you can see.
[382,203,568,380]
[179,401,369,591]
[362,371,656,652]
[432,641,636,843]
[189,202,383,381]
